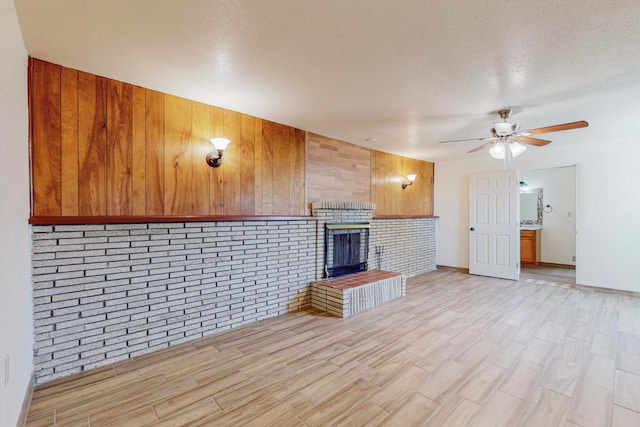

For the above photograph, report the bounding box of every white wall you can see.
[0,0,32,425]
[520,166,576,265]
[435,136,640,292]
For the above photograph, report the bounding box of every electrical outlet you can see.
[4,354,9,386]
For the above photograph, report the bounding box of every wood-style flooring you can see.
[521,265,577,286]
[25,268,640,426]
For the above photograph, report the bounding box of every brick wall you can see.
[310,202,437,279]
[370,218,438,278]
[30,214,437,383]
[31,220,316,383]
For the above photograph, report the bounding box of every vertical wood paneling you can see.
[391,153,402,215]
[145,89,164,215]
[77,71,107,216]
[371,149,434,216]
[261,120,274,215]
[107,80,133,215]
[191,101,210,215]
[373,150,396,215]
[208,106,224,215]
[254,119,264,215]
[164,95,193,215]
[131,86,146,215]
[31,58,62,216]
[240,114,256,215]
[60,66,79,216]
[29,59,319,219]
[289,128,305,215]
[272,123,290,214]
[223,110,241,215]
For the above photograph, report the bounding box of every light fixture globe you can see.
[509,141,527,157]
[489,141,506,159]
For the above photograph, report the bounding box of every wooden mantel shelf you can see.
[29,215,316,225]
[373,215,439,219]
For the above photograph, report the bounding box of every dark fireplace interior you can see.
[324,223,370,278]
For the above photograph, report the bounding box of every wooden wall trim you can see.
[374,215,439,219]
[29,215,315,225]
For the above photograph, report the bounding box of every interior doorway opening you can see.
[518,165,577,286]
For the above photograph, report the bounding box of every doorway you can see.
[518,165,577,285]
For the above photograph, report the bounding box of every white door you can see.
[469,170,520,280]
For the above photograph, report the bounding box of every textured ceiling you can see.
[14,0,640,161]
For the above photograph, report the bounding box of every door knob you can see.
[470,227,475,231]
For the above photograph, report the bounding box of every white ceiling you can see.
[14,0,640,161]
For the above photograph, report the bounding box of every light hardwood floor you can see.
[26,269,640,426]
[521,265,577,286]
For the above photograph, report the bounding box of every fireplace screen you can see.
[324,223,369,278]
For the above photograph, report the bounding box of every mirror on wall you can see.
[520,188,543,225]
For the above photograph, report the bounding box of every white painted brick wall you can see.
[370,218,438,277]
[31,220,316,383]
[30,214,437,384]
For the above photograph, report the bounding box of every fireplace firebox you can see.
[324,223,369,278]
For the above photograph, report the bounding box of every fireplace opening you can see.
[324,223,369,278]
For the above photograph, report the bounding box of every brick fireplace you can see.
[30,203,437,382]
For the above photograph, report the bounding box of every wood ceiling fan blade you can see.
[467,141,493,153]
[438,137,486,143]
[525,120,589,135]
[519,136,552,146]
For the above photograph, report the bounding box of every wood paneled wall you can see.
[371,150,434,216]
[305,133,371,213]
[29,58,305,218]
[305,134,434,216]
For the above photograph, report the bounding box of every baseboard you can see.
[436,265,469,274]
[577,284,640,298]
[17,373,35,427]
[538,262,576,269]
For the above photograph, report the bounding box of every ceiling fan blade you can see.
[467,141,493,153]
[519,136,552,147]
[524,120,589,135]
[438,137,485,143]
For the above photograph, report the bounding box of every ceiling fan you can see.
[438,109,589,159]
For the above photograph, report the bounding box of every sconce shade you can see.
[206,138,231,167]
[401,173,417,190]
[210,137,231,150]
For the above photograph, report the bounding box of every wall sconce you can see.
[401,173,417,190]
[206,137,231,167]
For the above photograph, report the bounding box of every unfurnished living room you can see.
[2,1,640,426]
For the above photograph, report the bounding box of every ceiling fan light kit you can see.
[509,141,527,157]
[438,109,588,162]
[489,142,506,159]
[493,122,513,136]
